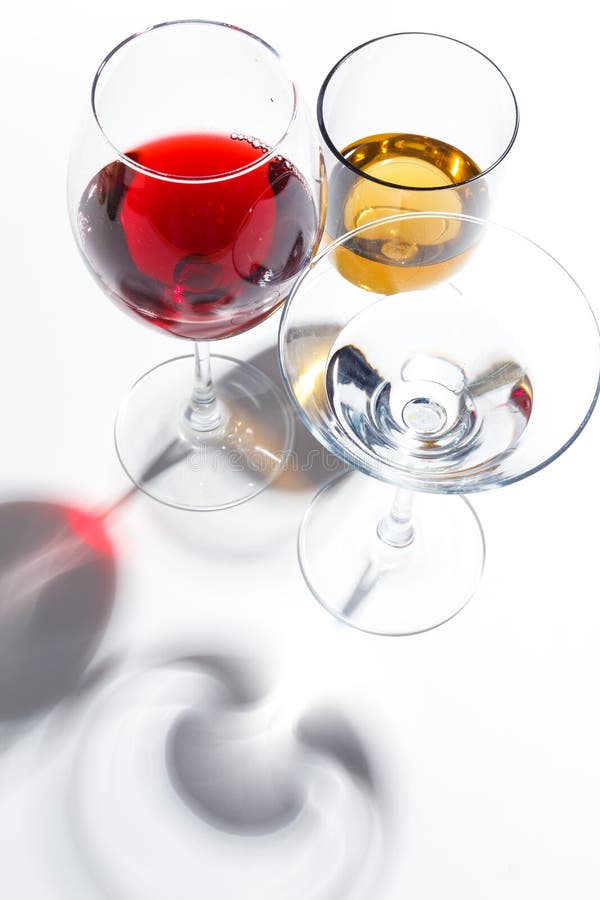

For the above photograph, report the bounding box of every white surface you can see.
[1,1,599,897]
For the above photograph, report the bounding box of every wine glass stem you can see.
[183,341,223,433]
[377,487,415,548]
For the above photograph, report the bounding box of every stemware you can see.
[279,213,600,635]
[68,20,324,510]
[317,32,518,292]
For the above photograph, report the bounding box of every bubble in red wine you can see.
[230,132,269,154]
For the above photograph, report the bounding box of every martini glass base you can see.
[298,472,485,635]
[115,354,293,511]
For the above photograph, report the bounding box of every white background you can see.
[1,0,599,897]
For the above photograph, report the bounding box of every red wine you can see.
[77,133,318,339]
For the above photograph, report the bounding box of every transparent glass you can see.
[279,214,600,635]
[318,32,518,293]
[68,20,325,510]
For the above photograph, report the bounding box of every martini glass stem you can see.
[377,487,415,548]
[182,341,223,433]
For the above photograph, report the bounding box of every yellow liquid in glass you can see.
[329,133,488,292]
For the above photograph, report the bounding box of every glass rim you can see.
[316,31,520,193]
[91,19,299,184]
[279,212,600,493]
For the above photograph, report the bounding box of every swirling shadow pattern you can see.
[68,649,389,900]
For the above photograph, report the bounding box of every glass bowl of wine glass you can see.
[318,32,518,293]
[279,213,600,635]
[68,20,324,510]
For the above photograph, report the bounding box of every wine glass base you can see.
[115,354,293,511]
[298,472,485,635]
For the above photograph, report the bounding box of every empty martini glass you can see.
[279,213,600,635]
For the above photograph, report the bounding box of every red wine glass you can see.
[68,20,324,510]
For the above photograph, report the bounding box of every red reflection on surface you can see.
[66,508,114,557]
[510,384,533,419]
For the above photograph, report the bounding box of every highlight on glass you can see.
[68,20,325,510]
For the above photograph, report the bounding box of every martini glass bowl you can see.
[279,213,600,635]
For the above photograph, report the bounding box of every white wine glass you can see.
[318,32,518,293]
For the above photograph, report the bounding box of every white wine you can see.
[328,133,488,292]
